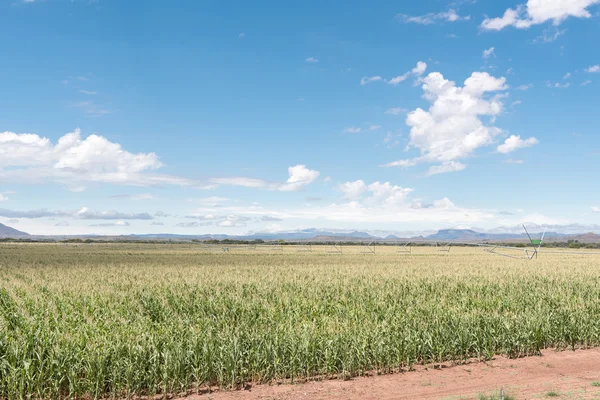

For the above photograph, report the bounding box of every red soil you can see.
[182,348,600,399]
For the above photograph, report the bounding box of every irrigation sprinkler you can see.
[327,242,343,254]
[271,243,283,252]
[436,242,451,252]
[297,243,313,252]
[481,225,546,260]
[360,241,376,254]
[396,242,412,254]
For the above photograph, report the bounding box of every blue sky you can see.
[1,0,599,236]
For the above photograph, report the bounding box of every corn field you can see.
[1,243,600,399]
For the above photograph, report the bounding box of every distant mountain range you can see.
[0,223,29,238]
[2,223,600,243]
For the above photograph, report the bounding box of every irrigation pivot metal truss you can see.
[396,242,412,254]
[480,225,545,260]
[360,241,376,254]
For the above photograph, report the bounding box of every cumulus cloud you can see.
[0,193,6,202]
[344,127,361,133]
[481,0,600,31]
[586,65,600,73]
[412,61,428,76]
[279,165,320,191]
[396,9,470,24]
[581,80,592,86]
[382,70,509,174]
[497,135,539,153]
[339,180,368,200]
[0,128,204,188]
[339,180,413,205]
[593,206,600,213]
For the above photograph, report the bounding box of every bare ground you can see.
[181,348,600,400]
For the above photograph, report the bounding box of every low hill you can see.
[0,223,30,238]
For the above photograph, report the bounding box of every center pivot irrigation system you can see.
[477,225,545,260]
[195,225,600,260]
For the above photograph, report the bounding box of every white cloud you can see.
[497,135,539,153]
[111,193,154,201]
[581,80,592,86]
[360,76,382,85]
[397,9,470,24]
[533,27,566,43]
[516,83,534,90]
[546,81,570,88]
[79,90,97,95]
[383,71,509,174]
[387,72,410,85]
[387,61,428,85]
[412,61,428,76]
[339,180,413,205]
[563,72,571,79]
[279,165,320,191]
[427,161,466,176]
[511,100,522,107]
[385,107,407,115]
[586,65,600,73]
[211,166,319,192]
[483,47,495,58]
[369,125,382,131]
[217,215,251,228]
[344,127,361,133]
[176,221,212,228]
[196,197,230,207]
[151,221,165,226]
[481,0,600,31]
[592,206,600,213]
[0,193,6,202]
[261,215,283,222]
[0,129,203,188]
[90,220,130,227]
[305,57,319,63]
[0,207,153,220]
[339,180,368,200]
[69,101,110,117]
[209,177,268,188]
[505,159,525,164]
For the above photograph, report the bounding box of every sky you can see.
[1,0,600,236]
